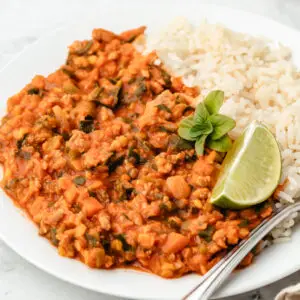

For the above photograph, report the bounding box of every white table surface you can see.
[1,0,300,299]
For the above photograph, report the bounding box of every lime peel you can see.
[210,121,282,209]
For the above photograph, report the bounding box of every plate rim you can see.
[2,224,300,300]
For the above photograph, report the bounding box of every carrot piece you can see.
[64,185,78,204]
[82,197,103,217]
[162,232,189,254]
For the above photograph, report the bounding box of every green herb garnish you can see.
[50,228,59,246]
[109,80,123,108]
[158,125,176,133]
[63,82,79,94]
[239,219,250,228]
[160,69,171,88]
[178,90,235,155]
[106,154,125,174]
[121,117,132,124]
[128,147,146,165]
[134,79,147,97]
[28,87,43,97]
[73,176,86,186]
[159,203,169,211]
[168,219,180,230]
[16,134,28,149]
[115,234,132,251]
[156,104,171,113]
[79,115,94,133]
[27,88,40,95]
[61,132,70,141]
[101,238,110,252]
[61,68,77,79]
[88,190,97,198]
[198,225,215,242]
[119,187,135,201]
[168,134,193,152]
[182,106,194,115]
[4,178,19,190]
[74,40,93,55]
[85,233,98,247]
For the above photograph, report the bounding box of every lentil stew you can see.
[0,27,274,278]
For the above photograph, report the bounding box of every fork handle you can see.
[183,203,300,300]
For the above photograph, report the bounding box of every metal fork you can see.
[183,202,300,300]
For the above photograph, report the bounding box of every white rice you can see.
[146,17,300,241]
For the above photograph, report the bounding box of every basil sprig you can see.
[178,90,235,155]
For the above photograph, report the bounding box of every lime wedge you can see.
[210,121,281,209]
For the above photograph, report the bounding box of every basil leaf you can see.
[189,120,213,138]
[195,135,207,155]
[206,135,232,152]
[178,128,196,141]
[194,102,209,122]
[204,90,224,115]
[209,114,236,140]
[178,116,197,141]
[179,115,195,128]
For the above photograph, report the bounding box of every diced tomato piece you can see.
[82,197,103,217]
[162,232,189,254]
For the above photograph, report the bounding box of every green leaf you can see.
[195,135,207,155]
[209,114,236,140]
[180,115,195,128]
[204,90,224,115]
[85,233,98,247]
[158,125,176,133]
[27,88,40,95]
[156,104,171,113]
[128,147,146,165]
[79,116,94,133]
[106,155,125,174]
[168,135,194,151]
[16,134,28,149]
[178,127,195,141]
[239,219,250,228]
[189,120,213,138]
[73,176,86,186]
[206,135,232,152]
[198,225,215,242]
[114,234,132,251]
[74,40,93,55]
[178,116,197,141]
[50,228,59,246]
[194,102,209,122]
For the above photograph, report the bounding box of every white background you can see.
[1,0,300,299]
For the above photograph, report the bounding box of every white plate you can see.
[1,1,300,299]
